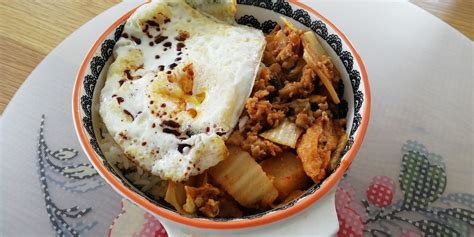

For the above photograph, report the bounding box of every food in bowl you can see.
[97,0,348,218]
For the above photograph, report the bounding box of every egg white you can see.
[99,0,265,181]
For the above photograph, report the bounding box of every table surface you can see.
[0,0,473,114]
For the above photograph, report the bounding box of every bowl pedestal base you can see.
[158,186,339,237]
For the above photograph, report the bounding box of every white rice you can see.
[96,120,168,199]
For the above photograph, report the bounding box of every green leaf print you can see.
[445,216,470,237]
[399,150,446,209]
[439,208,474,226]
[413,220,460,237]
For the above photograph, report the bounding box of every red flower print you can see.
[336,180,366,237]
[366,176,395,208]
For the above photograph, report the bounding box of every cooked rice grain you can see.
[96,120,168,199]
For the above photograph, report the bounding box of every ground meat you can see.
[287,99,310,114]
[218,195,243,218]
[254,90,270,99]
[287,58,306,81]
[309,95,327,104]
[249,121,264,133]
[245,98,270,121]
[199,199,219,218]
[295,112,315,129]
[279,65,315,99]
[268,63,282,74]
[276,44,299,69]
[252,67,277,95]
[245,98,285,128]
[184,184,220,217]
[275,36,300,69]
[317,55,337,83]
[318,101,329,111]
[268,110,286,127]
[185,184,219,206]
[227,131,244,146]
[262,50,277,65]
[275,43,293,62]
[241,133,282,160]
[313,109,323,119]
[184,183,244,218]
[263,24,302,69]
[284,99,317,128]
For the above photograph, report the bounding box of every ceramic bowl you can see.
[72,0,370,231]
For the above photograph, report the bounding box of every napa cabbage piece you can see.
[301,31,340,104]
[183,190,197,214]
[281,16,297,31]
[165,181,187,214]
[259,119,303,148]
[209,146,278,208]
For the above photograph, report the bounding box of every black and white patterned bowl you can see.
[72,0,370,230]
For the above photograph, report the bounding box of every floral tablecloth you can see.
[0,0,472,236]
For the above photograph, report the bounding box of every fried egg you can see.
[99,0,265,181]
